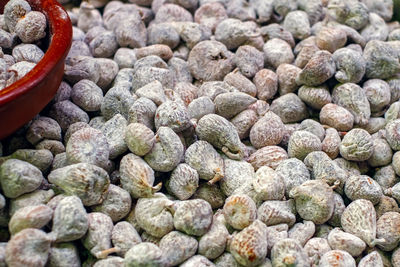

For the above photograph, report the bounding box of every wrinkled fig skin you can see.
[128,97,158,130]
[230,109,258,140]
[257,200,297,227]
[154,101,191,132]
[230,220,268,267]
[48,163,110,206]
[364,40,400,79]
[270,93,309,124]
[339,129,374,162]
[83,212,114,259]
[119,153,161,198]
[322,127,341,159]
[358,251,384,267]
[344,174,383,204]
[287,221,315,249]
[166,163,199,200]
[144,126,184,172]
[333,47,366,83]
[188,96,216,121]
[315,27,347,53]
[263,38,294,69]
[111,221,141,257]
[298,85,332,110]
[4,149,54,172]
[290,180,335,225]
[363,79,391,114]
[220,157,254,197]
[385,119,400,151]
[50,196,88,243]
[188,40,234,81]
[275,158,310,198]
[93,257,124,267]
[192,182,225,209]
[304,237,331,266]
[368,138,392,167]
[288,130,322,161]
[332,83,371,126]
[26,116,62,145]
[159,231,198,266]
[253,166,285,201]
[234,45,264,78]
[393,248,400,267]
[327,228,366,257]
[5,228,51,267]
[47,243,81,267]
[91,184,132,222]
[328,192,346,227]
[341,199,381,247]
[265,223,289,251]
[9,189,55,216]
[250,111,284,148]
[196,114,243,159]
[376,212,400,251]
[215,91,256,119]
[284,11,311,40]
[215,19,259,50]
[180,255,215,266]
[247,145,289,171]
[172,199,213,236]
[124,242,166,267]
[223,194,257,230]
[252,69,278,101]
[327,0,369,29]
[296,50,336,87]
[185,140,224,183]
[66,127,110,169]
[198,211,229,260]
[135,193,174,238]
[98,114,128,160]
[319,250,356,267]
[214,252,241,267]
[0,159,43,198]
[9,204,53,235]
[271,238,310,267]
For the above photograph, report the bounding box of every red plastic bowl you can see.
[0,0,72,140]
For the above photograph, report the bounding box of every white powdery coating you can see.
[15,11,46,43]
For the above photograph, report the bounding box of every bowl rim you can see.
[0,0,72,105]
